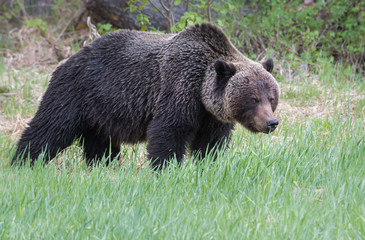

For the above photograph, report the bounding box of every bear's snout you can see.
[266,119,279,133]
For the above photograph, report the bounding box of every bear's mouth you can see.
[246,122,276,134]
[245,122,261,133]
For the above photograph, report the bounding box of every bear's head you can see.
[202,58,279,133]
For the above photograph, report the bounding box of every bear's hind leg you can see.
[82,128,120,166]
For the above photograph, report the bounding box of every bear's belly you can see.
[84,105,154,145]
[109,113,153,144]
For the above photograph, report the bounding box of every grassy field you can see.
[0,55,364,239]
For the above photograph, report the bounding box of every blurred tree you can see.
[84,0,185,31]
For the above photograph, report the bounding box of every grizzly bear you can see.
[12,23,279,169]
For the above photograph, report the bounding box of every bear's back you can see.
[90,30,174,53]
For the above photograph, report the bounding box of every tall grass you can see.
[0,116,364,239]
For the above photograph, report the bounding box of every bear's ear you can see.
[215,59,236,77]
[262,58,274,73]
[214,59,236,91]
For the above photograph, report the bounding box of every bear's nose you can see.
[266,119,279,132]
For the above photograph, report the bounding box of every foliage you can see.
[127,0,152,31]
[124,0,364,68]
[171,11,204,32]
[2,0,363,67]
[232,0,365,66]
[97,22,114,35]
[24,18,49,35]
[0,1,21,21]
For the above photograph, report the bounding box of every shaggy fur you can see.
[12,23,279,169]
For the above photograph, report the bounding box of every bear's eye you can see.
[269,98,275,104]
[251,98,259,104]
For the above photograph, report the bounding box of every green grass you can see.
[0,59,364,239]
[0,65,50,118]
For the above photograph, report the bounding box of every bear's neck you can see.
[201,69,232,123]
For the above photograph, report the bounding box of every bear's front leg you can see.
[191,113,235,160]
[147,70,203,169]
[147,118,196,170]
